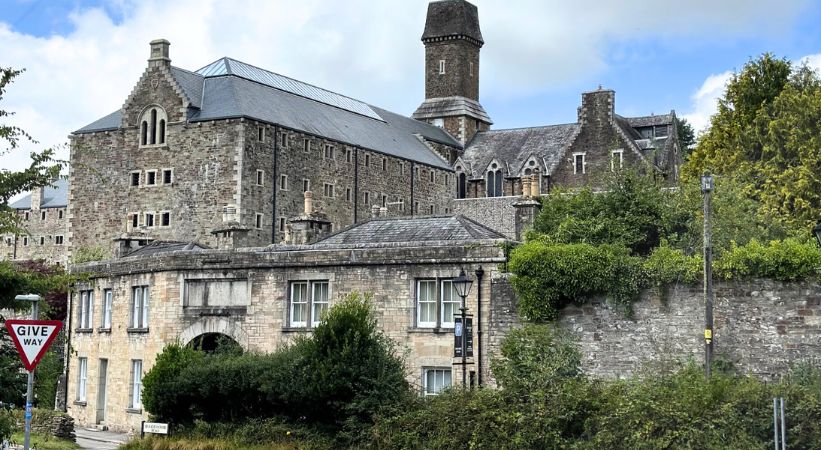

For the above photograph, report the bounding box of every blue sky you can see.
[1,0,820,172]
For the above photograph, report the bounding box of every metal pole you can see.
[475,267,484,386]
[24,299,39,450]
[780,398,786,450]
[702,175,714,378]
[460,304,467,388]
[773,398,779,450]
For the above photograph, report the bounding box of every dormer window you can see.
[139,106,168,146]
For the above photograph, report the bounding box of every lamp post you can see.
[452,269,473,388]
[701,174,714,378]
[14,294,41,450]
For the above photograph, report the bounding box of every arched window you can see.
[457,173,467,199]
[140,121,148,145]
[486,163,503,197]
[139,106,168,147]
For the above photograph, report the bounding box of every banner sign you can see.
[454,317,474,358]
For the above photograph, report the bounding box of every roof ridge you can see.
[480,123,578,133]
[169,65,202,77]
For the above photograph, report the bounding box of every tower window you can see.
[345,147,353,163]
[324,183,334,198]
[41,211,46,220]
[303,179,310,192]
[162,169,173,184]
[382,195,387,207]
[139,106,168,147]
[255,213,263,229]
[280,174,288,190]
[146,170,157,186]
[258,126,265,142]
[280,133,288,148]
[346,187,351,202]
[573,153,586,175]
[382,158,387,171]
[279,217,286,232]
[304,139,310,152]
[439,60,446,74]
[469,61,474,77]
[324,144,334,159]
[611,150,624,172]
[256,170,265,186]
[363,191,370,205]
[486,168,503,197]
[457,173,467,199]
[365,154,370,167]
[131,171,141,186]
[161,212,170,227]
[430,171,435,183]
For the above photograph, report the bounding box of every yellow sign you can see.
[704,329,712,339]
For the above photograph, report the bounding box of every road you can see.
[74,428,128,450]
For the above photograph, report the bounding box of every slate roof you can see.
[458,124,579,179]
[125,241,209,258]
[314,215,505,246]
[626,113,674,128]
[422,0,484,44]
[9,179,69,209]
[75,58,459,170]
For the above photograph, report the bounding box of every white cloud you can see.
[0,0,811,173]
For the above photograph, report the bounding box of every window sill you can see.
[407,327,454,334]
[127,327,150,334]
[75,328,93,334]
[125,408,142,414]
[97,327,112,333]
[73,401,87,407]
[281,327,313,333]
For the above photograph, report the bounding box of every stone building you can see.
[2,179,69,265]
[66,215,511,431]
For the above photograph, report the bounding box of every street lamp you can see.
[14,294,41,450]
[701,174,714,378]
[452,269,473,388]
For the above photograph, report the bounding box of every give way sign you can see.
[4,320,63,372]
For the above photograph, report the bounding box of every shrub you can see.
[491,324,581,392]
[714,238,821,281]
[643,244,702,286]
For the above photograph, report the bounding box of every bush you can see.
[714,238,821,281]
[643,244,702,286]
[509,242,644,321]
[491,324,581,392]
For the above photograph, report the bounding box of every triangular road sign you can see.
[4,320,63,372]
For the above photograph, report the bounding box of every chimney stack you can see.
[148,39,171,69]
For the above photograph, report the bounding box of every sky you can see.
[1,0,821,174]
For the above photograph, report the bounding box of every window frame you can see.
[130,286,149,330]
[423,367,452,396]
[130,359,143,410]
[130,171,141,187]
[77,357,88,402]
[416,279,437,328]
[256,169,265,186]
[289,280,331,328]
[101,289,113,330]
[78,289,94,330]
[573,152,586,175]
[160,211,171,227]
[162,168,174,185]
[323,183,334,198]
[611,149,624,172]
[145,170,157,186]
[279,174,288,191]
[439,59,446,74]
[255,213,263,229]
[324,144,334,160]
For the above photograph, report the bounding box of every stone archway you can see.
[179,317,249,350]
[187,332,242,353]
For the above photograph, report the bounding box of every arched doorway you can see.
[187,332,242,354]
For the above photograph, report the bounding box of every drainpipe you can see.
[61,290,73,412]
[475,266,485,386]
[354,147,359,223]
[271,125,279,243]
[410,162,416,216]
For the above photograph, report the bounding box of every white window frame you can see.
[145,170,157,186]
[78,290,94,329]
[423,367,452,396]
[130,359,143,410]
[611,149,624,172]
[303,179,311,192]
[280,174,288,191]
[162,168,174,185]
[77,357,88,402]
[256,169,265,186]
[130,286,149,329]
[160,211,171,227]
[323,183,334,198]
[439,59,446,74]
[255,213,263,229]
[416,280,437,328]
[144,212,155,228]
[573,152,587,175]
[102,289,113,329]
[311,281,329,327]
[289,280,331,328]
[440,280,461,328]
[324,144,334,159]
[130,171,141,187]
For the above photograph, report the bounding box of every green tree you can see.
[675,117,696,157]
[684,54,821,234]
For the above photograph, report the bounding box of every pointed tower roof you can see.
[422,0,484,45]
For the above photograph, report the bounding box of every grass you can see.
[120,436,301,450]
[10,432,81,450]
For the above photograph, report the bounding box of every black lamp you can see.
[452,269,473,299]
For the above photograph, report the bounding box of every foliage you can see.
[643,244,702,286]
[8,432,80,450]
[676,117,696,156]
[531,171,680,256]
[70,245,109,264]
[714,238,821,282]
[491,324,582,392]
[0,326,25,405]
[142,293,410,446]
[0,260,72,312]
[1,67,64,236]
[33,347,62,409]
[0,409,12,441]
[509,242,644,321]
[684,54,821,234]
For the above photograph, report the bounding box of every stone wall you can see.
[452,196,521,239]
[556,279,821,379]
[2,207,68,264]
[424,39,480,101]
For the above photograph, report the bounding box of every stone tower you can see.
[412,0,491,145]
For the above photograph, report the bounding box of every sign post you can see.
[5,294,63,450]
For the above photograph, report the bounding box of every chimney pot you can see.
[304,191,314,215]
[148,39,171,69]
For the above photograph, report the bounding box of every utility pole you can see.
[701,174,714,378]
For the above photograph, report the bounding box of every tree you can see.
[0,67,63,236]
[684,54,820,234]
[675,117,695,157]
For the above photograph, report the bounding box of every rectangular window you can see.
[130,171,141,187]
[345,147,352,163]
[417,280,437,328]
[423,368,452,396]
[58,209,64,219]
[303,179,310,192]
[258,126,265,142]
[162,169,173,184]
[381,194,387,207]
[55,235,64,245]
[323,183,334,198]
[324,144,334,159]
[102,289,113,329]
[399,161,405,174]
[280,132,288,148]
[256,170,264,186]
[382,158,387,171]
[255,213,263,229]
[363,191,370,205]
[398,197,405,211]
[131,213,139,229]
[573,153,586,175]
[432,117,444,128]
[414,201,419,214]
[144,213,155,228]
[654,125,669,137]
[77,357,88,402]
[279,217,286,232]
[24,211,29,221]
[611,150,624,171]
[23,236,28,246]
[304,138,310,153]
[161,212,170,227]
[41,210,46,220]
[78,290,94,329]
[430,171,435,183]
[365,154,370,167]
[429,205,435,215]
[440,280,460,328]
[280,174,288,190]
[130,286,149,329]
[345,187,352,202]
[289,280,330,328]
[469,61,474,77]
[39,236,45,245]
[130,360,143,410]
[146,170,157,186]
[439,60,446,74]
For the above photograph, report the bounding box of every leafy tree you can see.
[684,54,821,234]
[0,327,25,405]
[675,117,696,157]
